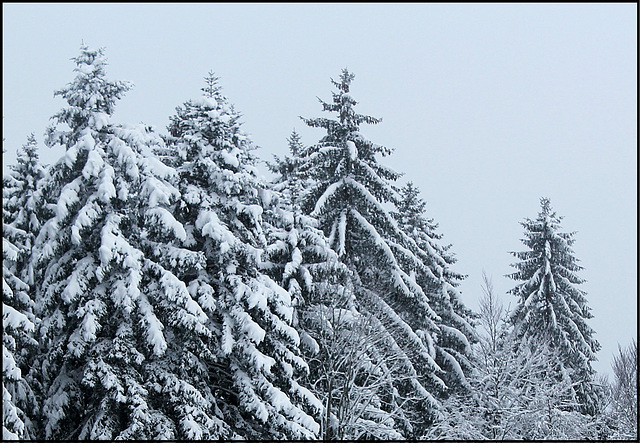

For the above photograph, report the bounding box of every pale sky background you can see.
[3,3,637,377]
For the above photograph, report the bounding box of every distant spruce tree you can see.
[31,46,225,439]
[161,73,320,439]
[507,197,601,416]
[298,69,449,437]
[3,135,46,280]
[268,130,308,209]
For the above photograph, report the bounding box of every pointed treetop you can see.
[7,133,44,189]
[46,45,133,150]
[202,71,224,101]
[286,129,303,157]
[74,44,107,70]
[10,134,42,179]
[68,45,132,105]
[20,133,39,158]
[398,182,426,214]
[330,68,355,93]
[523,197,570,241]
[540,196,551,212]
[305,68,381,137]
[539,197,557,220]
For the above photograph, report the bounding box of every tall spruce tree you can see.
[392,182,476,395]
[31,46,227,439]
[161,73,320,439]
[507,197,601,416]
[298,69,448,437]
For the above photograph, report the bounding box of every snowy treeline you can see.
[2,45,637,440]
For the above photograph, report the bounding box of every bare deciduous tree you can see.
[609,338,637,439]
[303,286,426,440]
[428,272,603,440]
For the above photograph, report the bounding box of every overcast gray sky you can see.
[3,3,637,376]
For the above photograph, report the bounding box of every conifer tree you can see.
[265,131,350,353]
[3,135,46,278]
[161,73,320,439]
[2,136,45,439]
[269,130,308,209]
[2,232,35,440]
[31,45,224,439]
[392,182,476,395]
[298,69,447,437]
[507,197,601,416]
[267,132,400,439]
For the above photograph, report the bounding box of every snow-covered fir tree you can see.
[392,182,476,396]
[2,230,36,440]
[298,69,450,437]
[31,46,229,439]
[161,73,320,439]
[268,130,308,209]
[3,135,46,281]
[266,132,407,439]
[261,193,351,439]
[265,130,353,368]
[2,136,45,439]
[507,197,601,416]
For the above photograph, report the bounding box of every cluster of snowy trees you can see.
[3,45,636,440]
